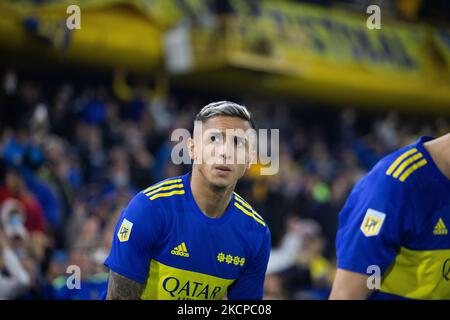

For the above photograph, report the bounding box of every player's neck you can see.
[424,134,450,181]
[190,170,234,219]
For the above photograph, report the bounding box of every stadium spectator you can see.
[0,216,31,299]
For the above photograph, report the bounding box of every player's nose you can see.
[217,140,233,161]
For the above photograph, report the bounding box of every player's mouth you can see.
[213,165,232,175]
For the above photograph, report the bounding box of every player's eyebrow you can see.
[205,128,222,134]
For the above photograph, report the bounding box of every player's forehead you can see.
[201,115,252,133]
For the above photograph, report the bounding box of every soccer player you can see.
[104,101,271,300]
[330,134,450,299]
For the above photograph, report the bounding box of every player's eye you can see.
[209,133,221,143]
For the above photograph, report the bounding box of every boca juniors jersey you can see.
[336,136,450,299]
[104,172,271,300]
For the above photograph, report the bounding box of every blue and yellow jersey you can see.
[336,136,450,300]
[104,171,271,300]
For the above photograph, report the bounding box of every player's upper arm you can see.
[227,227,271,300]
[335,168,412,278]
[105,191,165,284]
[329,268,371,300]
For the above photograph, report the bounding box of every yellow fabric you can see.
[141,259,234,300]
[381,247,450,300]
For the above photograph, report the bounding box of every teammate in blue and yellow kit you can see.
[103,101,271,300]
[330,134,450,300]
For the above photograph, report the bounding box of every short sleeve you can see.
[336,172,410,276]
[227,227,271,300]
[104,192,164,284]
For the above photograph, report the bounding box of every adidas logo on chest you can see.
[171,242,190,257]
[433,218,448,236]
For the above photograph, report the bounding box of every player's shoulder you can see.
[364,143,428,192]
[115,177,186,246]
[139,175,186,205]
[232,191,269,233]
[377,141,428,182]
[122,175,186,221]
[345,140,429,214]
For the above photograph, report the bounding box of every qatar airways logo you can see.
[162,277,224,300]
[170,121,279,176]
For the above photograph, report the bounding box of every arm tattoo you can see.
[106,271,144,300]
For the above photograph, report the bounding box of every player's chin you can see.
[208,169,236,188]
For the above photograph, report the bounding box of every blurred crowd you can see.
[0,67,448,300]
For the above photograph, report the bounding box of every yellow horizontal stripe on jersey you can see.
[392,152,423,178]
[149,190,185,201]
[233,193,264,221]
[142,259,235,300]
[380,247,450,300]
[234,202,266,227]
[386,148,418,176]
[145,184,184,196]
[143,179,183,194]
[399,159,427,182]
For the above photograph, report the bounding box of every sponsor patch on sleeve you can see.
[360,208,386,237]
[117,218,133,242]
